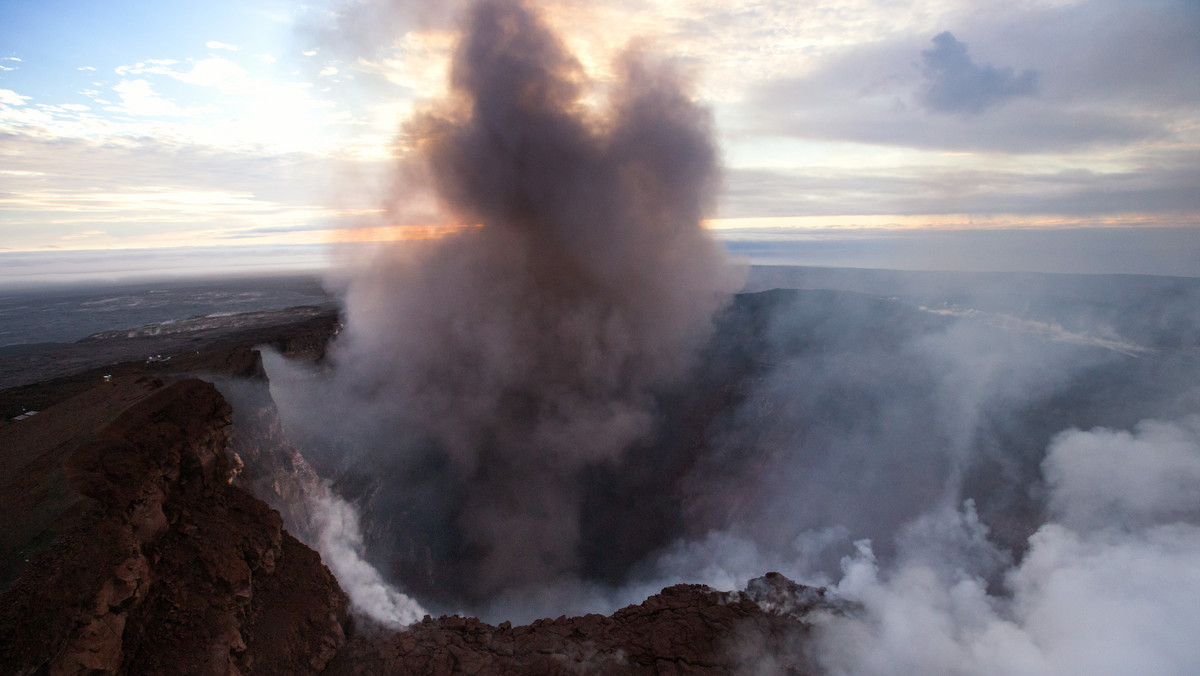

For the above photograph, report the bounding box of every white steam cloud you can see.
[310,493,428,627]
[1045,417,1200,532]
[814,416,1200,675]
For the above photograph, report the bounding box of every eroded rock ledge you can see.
[0,378,348,675]
[327,573,839,676]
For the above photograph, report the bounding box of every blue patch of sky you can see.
[0,0,294,103]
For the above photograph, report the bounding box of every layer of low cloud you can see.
[0,130,379,250]
[718,226,1200,277]
[723,149,1200,218]
[0,245,329,289]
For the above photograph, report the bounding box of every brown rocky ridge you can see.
[327,572,841,675]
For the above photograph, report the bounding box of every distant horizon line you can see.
[3,243,1198,294]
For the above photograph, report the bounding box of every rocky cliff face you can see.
[0,378,348,675]
[214,350,328,543]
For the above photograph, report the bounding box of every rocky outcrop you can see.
[744,571,850,619]
[327,576,827,675]
[214,351,328,544]
[0,378,347,675]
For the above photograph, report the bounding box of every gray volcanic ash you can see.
[282,0,735,607]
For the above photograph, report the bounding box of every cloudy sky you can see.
[2,0,1198,281]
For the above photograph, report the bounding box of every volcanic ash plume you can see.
[327,0,734,599]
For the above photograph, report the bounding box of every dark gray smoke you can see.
[307,0,733,603]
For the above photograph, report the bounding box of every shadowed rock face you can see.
[0,378,348,675]
[327,577,825,676]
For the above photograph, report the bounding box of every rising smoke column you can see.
[330,0,733,599]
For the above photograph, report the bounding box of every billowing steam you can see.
[813,417,1200,675]
[623,287,1200,674]
[309,493,427,627]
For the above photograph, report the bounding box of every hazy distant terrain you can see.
[0,275,333,391]
[0,274,330,348]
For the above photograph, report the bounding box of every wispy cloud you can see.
[171,57,249,91]
[0,89,29,106]
[0,130,367,251]
[59,229,106,240]
[205,41,240,51]
[920,31,1039,115]
[0,52,354,154]
[724,150,1200,218]
[112,79,186,117]
[114,59,179,76]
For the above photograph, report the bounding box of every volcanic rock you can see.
[326,577,824,675]
[0,378,348,675]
